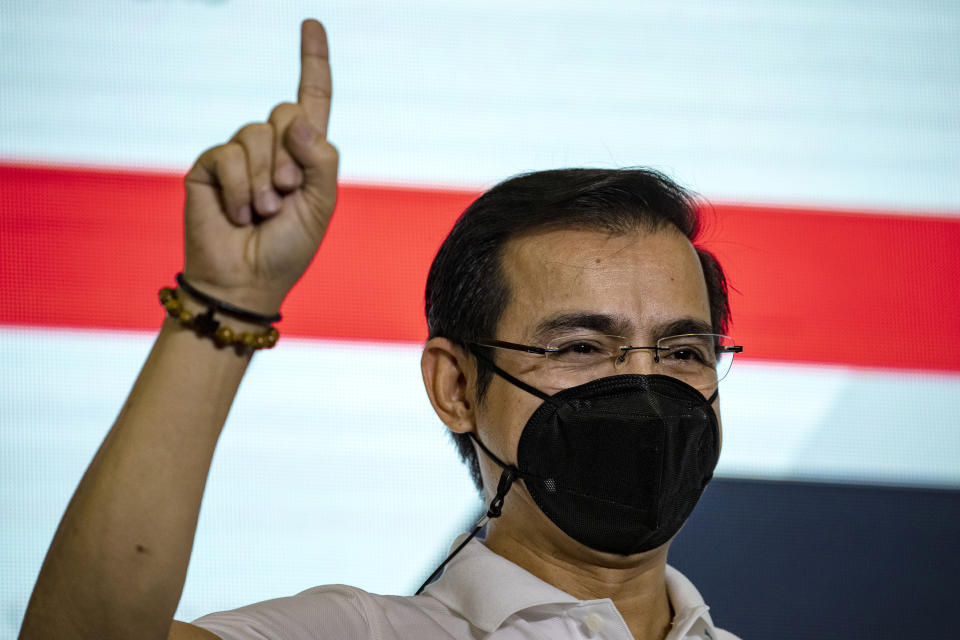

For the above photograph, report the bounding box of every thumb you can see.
[285,113,339,223]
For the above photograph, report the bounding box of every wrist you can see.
[174,288,273,335]
[159,284,280,354]
[178,273,285,320]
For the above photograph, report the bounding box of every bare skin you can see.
[19,19,336,640]
[421,227,721,640]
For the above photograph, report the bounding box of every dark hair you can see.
[425,168,730,492]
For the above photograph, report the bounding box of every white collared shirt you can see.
[194,538,740,639]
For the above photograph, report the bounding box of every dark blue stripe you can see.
[671,478,960,639]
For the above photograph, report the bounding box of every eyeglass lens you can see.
[543,333,736,390]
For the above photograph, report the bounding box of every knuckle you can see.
[186,155,208,181]
[187,144,230,185]
[233,122,271,142]
[316,141,339,163]
[217,144,246,173]
[196,142,229,166]
[269,101,299,122]
[299,83,332,100]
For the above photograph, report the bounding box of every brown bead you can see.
[265,330,279,347]
[159,287,174,303]
[164,298,183,315]
[178,309,193,324]
[215,326,234,344]
[255,334,267,349]
[240,332,257,347]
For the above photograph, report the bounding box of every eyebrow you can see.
[533,313,632,340]
[532,313,714,342]
[649,317,715,340]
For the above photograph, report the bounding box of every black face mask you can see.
[414,358,721,595]
[470,358,721,556]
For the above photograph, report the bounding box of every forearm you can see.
[21,19,335,637]
[20,317,254,640]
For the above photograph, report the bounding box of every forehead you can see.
[498,226,711,340]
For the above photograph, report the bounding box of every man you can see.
[20,19,740,640]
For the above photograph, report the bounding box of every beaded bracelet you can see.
[159,284,279,353]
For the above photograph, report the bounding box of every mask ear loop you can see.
[415,346,557,595]
[414,466,517,595]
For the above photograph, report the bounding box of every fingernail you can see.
[276,163,302,187]
[257,188,281,214]
[237,204,252,224]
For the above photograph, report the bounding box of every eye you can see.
[564,341,600,354]
[547,335,619,364]
[553,340,604,357]
[657,334,727,372]
[660,344,714,367]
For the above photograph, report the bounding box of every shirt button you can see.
[583,612,605,635]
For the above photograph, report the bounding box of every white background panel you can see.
[2,327,959,630]
[1,1,959,212]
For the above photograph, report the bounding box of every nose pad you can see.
[614,348,659,375]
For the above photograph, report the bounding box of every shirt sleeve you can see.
[192,584,374,640]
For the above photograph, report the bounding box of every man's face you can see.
[473,225,717,555]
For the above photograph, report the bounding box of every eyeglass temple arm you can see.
[468,345,555,403]
[472,339,555,355]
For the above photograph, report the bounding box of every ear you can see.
[421,337,477,435]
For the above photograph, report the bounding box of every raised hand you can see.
[182,19,337,315]
[19,22,341,640]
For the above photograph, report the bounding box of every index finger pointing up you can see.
[298,19,332,137]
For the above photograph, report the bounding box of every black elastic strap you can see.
[413,521,484,596]
[485,467,517,519]
[414,467,517,596]
[469,346,557,404]
[468,432,513,472]
[176,272,282,326]
[468,432,550,489]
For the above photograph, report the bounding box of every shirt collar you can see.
[423,535,578,632]
[664,564,716,638]
[424,536,717,636]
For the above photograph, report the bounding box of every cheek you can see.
[477,377,542,466]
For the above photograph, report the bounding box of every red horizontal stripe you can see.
[2,163,959,372]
